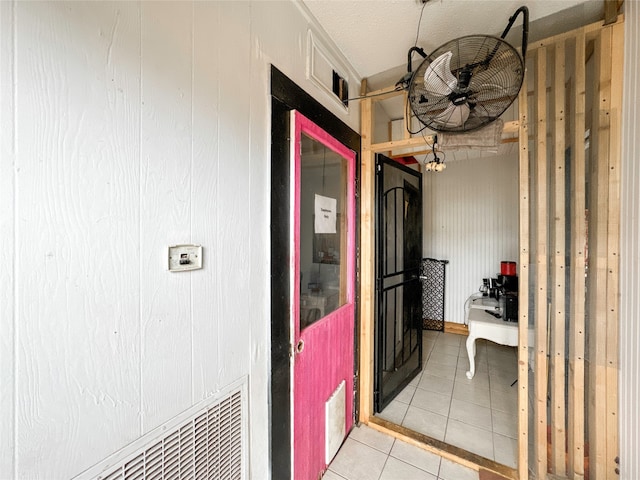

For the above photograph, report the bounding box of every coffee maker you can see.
[480,262,519,321]
[498,261,518,322]
[481,277,502,299]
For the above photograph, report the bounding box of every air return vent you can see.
[75,382,246,480]
[307,30,350,110]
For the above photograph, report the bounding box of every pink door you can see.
[290,111,356,480]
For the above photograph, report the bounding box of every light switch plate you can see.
[168,244,203,272]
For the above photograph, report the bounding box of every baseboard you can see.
[444,322,469,336]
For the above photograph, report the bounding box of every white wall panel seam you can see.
[136,0,143,440]
[0,1,18,477]
[11,0,17,471]
[190,0,195,409]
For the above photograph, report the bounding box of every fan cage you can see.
[408,34,524,133]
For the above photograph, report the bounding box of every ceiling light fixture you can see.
[423,142,446,173]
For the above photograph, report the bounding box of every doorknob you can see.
[295,339,305,354]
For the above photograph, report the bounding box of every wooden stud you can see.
[363,85,404,102]
[502,120,520,134]
[605,20,623,480]
[551,39,567,477]
[368,417,519,480]
[359,90,375,423]
[534,45,549,480]
[604,0,619,25]
[588,26,611,480]
[371,136,435,154]
[568,30,587,480]
[360,78,368,97]
[517,67,530,480]
[534,17,623,50]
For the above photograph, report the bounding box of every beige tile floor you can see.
[323,331,519,480]
[323,423,480,480]
[377,330,519,468]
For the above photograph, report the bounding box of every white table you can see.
[465,297,518,379]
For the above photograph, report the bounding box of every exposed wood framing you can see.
[385,121,520,159]
[534,44,549,480]
[588,25,612,480]
[517,69,530,480]
[368,417,518,480]
[568,30,587,480]
[604,0,620,25]
[357,17,623,480]
[524,16,623,480]
[550,39,567,477]
[359,87,374,422]
[605,20,623,480]
[371,135,436,154]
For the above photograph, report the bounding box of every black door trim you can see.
[270,66,361,480]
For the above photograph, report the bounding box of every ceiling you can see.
[302,0,604,90]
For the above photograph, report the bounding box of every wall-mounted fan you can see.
[402,7,529,134]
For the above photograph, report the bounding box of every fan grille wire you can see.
[408,34,524,133]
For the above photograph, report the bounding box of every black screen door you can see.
[374,154,423,412]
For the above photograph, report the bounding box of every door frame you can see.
[270,66,361,480]
[357,87,521,477]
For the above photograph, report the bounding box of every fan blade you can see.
[432,101,470,128]
[423,51,457,96]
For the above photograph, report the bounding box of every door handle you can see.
[295,339,305,354]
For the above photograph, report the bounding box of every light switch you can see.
[168,244,203,272]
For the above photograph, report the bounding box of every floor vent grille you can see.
[95,390,243,480]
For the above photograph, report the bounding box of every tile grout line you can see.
[442,334,461,447]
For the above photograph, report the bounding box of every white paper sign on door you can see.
[314,194,337,234]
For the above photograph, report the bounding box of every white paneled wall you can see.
[620,1,640,478]
[0,1,359,478]
[0,1,16,477]
[423,154,519,325]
